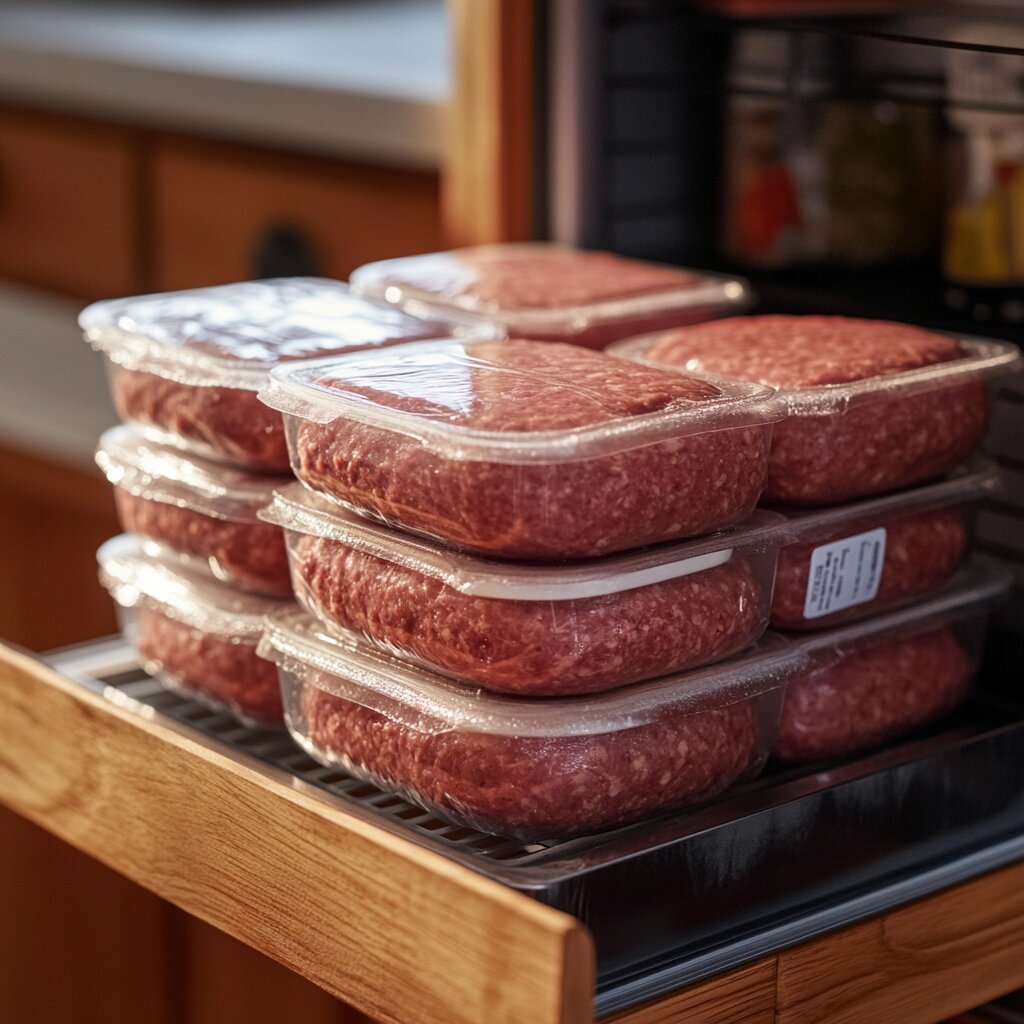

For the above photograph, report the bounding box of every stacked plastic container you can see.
[84,277,494,727]
[80,249,1021,841]
[611,312,1020,765]
[255,332,798,838]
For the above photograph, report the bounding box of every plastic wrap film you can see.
[82,278,497,471]
[97,425,291,596]
[772,461,999,629]
[613,316,1021,505]
[349,244,751,348]
[263,484,783,695]
[98,535,288,725]
[259,607,805,840]
[259,339,782,558]
[776,565,1013,762]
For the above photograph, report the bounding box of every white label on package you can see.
[803,528,887,620]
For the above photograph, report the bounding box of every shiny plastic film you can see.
[772,460,1001,629]
[98,535,287,726]
[258,338,782,558]
[97,425,292,597]
[259,606,806,840]
[82,278,497,472]
[263,484,783,695]
[349,243,752,349]
[775,564,1013,763]
[612,316,1022,505]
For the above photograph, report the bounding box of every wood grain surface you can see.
[445,0,536,245]
[0,644,595,1024]
[777,861,1024,1024]
[606,960,777,1024]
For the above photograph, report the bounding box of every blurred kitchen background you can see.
[0,2,1022,1021]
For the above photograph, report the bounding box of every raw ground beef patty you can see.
[289,341,773,558]
[773,626,972,762]
[290,533,766,695]
[136,606,283,724]
[111,366,292,472]
[772,506,967,629]
[351,245,735,349]
[116,490,292,597]
[642,316,989,504]
[299,677,762,839]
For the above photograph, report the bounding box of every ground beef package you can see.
[262,484,783,696]
[81,278,493,472]
[96,424,292,597]
[98,535,287,726]
[258,338,781,559]
[772,461,998,630]
[775,566,1011,763]
[615,315,1020,505]
[349,244,750,349]
[258,606,803,840]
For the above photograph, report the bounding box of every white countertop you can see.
[0,0,449,168]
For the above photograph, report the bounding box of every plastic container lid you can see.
[349,244,751,338]
[259,338,782,464]
[612,331,1022,417]
[98,534,280,639]
[80,278,496,390]
[263,483,784,601]
[778,458,1001,541]
[96,424,284,522]
[792,563,1013,657]
[259,605,805,738]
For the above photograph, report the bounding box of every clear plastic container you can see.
[80,278,494,472]
[773,460,1000,630]
[349,243,751,349]
[262,483,784,696]
[774,564,1012,763]
[258,338,782,559]
[259,605,806,840]
[97,535,286,726]
[613,316,1022,505]
[96,424,292,597]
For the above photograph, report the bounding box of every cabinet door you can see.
[0,108,141,299]
[152,140,441,290]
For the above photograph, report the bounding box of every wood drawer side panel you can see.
[0,646,595,1024]
[777,861,1024,1024]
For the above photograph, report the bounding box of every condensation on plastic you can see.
[613,331,1022,417]
[349,243,752,345]
[98,534,278,639]
[260,607,803,839]
[774,564,1013,763]
[80,278,497,390]
[96,423,285,522]
[772,461,1000,629]
[263,485,782,694]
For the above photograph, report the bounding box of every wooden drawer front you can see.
[153,141,441,290]
[777,861,1024,1024]
[0,110,140,298]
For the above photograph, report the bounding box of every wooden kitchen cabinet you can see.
[151,139,442,291]
[0,107,143,299]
